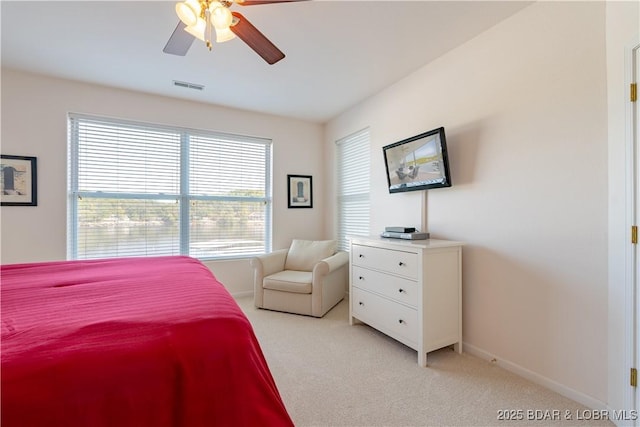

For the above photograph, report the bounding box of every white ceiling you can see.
[1,1,531,123]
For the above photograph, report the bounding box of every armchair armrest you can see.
[251,249,288,309]
[310,251,349,317]
[251,248,288,278]
[312,251,349,277]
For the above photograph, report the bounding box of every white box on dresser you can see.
[349,236,463,367]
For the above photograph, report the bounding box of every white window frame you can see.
[67,113,272,260]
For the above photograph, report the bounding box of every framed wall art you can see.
[287,174,312,208]
[1,155,37,206]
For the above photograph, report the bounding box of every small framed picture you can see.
[288,174,312,208]
[1,155,38,206]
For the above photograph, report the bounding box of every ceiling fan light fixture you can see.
[215,26,236,42]
[184,18,207,42]
[211,5,233,30]
[176,0,200,26]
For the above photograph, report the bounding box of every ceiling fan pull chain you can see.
[205,8,213,50]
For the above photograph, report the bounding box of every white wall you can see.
[0,70,324,294]
[325,1,609,407]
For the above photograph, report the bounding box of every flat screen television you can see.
[382,127,452,193]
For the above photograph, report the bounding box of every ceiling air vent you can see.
[173,80,205,91]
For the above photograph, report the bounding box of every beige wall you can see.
[2,0,637,415]
[325,1,609,407]
[0,70,325,294]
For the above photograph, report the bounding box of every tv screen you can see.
[382,127,452,193]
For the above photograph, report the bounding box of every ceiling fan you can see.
[163,0,303,65]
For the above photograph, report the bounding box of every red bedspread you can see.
[1,256,293,427]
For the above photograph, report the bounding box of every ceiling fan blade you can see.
[163,21,195,56]
[230,12,285,65]
[235,0,306,5]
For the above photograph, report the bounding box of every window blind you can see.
[188,132,271,258]
[68,114,271,260]
[336,128,370,251]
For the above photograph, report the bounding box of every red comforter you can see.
[1,256,293,427]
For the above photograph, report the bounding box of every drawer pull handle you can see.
[359,254,364,258]
[359,301,364,306]
[359,276,364,280]
[398,319,405,324]
[398,288,405,293]
[398,261,405,266]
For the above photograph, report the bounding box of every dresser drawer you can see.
[352,244,418,279]
[351,287,418,345]
[352,266,418,308]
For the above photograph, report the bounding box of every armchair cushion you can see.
[284,239,336,271]
[263,271,313,294]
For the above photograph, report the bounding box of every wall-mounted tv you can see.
[382,127,452,193]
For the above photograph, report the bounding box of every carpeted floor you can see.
[235,296,612,427]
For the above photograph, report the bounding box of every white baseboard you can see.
[231,290,253,298]
[463,342,608,412]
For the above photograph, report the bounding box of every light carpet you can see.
[235,296,612,427]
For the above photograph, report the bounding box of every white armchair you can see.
[251,239,349,317]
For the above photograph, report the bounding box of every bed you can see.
[1,255,293,427]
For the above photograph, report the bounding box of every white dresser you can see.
[349,236,463,366]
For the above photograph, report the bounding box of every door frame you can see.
[633,42,640,424]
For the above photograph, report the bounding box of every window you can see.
[68,114,271,260]
[336,128,370,251]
